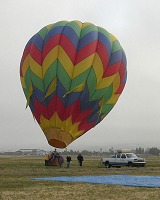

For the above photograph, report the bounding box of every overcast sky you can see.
[0,0,160,152]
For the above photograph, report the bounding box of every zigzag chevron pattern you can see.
[20,20,127,148]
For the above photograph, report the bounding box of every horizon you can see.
[1,144,160,153]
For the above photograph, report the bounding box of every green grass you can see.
[0,155,160,200]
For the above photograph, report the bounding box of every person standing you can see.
[66,156,72,168]
[45,154,50,166]
[77,154,84,166]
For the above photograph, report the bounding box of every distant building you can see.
[15,149,47,155]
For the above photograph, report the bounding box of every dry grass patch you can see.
[1,182,160,200]
[0,155,160,200]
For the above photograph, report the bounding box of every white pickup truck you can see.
[101,152,146,168]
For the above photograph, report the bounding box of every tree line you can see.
[61,147,160,156]
[136,147,160,155]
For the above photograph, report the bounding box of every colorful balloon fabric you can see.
[20,20,127,148]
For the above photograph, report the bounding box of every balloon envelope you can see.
[20,20,127,148]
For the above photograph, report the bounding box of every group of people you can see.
[45,149,84,168]
[66,153,84,168]
[45,149,64,166]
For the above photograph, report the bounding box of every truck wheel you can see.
[128,162,133,167]
[105,162,111,168]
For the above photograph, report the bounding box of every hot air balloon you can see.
[20,20,127,148]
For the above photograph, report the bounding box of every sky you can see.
[0,0,160,152]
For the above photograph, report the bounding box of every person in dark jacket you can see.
[66,156,72,168]
[77,154,84,166]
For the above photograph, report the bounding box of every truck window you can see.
[117,154,121,158]
[121,154,126,158]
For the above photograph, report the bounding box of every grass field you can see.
[0,155,160,200]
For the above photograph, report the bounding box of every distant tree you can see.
[81,150,90,156]
[148,147,160,155]
[136,147,144,154]
[69,149,74,154]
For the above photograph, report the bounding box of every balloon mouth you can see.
[48,139,67,148]
[44,128,74,148]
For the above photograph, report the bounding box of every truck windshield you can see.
[126,153,137,158]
